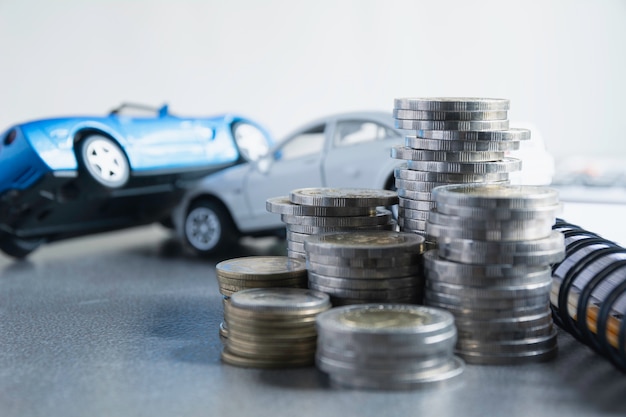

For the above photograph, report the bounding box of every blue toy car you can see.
[0,103,273,258]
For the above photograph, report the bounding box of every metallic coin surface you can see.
[289,187,398,207]
[394,97,510,111]
[415,128,530,141]
[303,230,425,257]
[394,165,509,183]
[393,109,508,121]
[280,209,391,227]
[406,158,521,174]
[395,119,510,131]
[216,256,307,280]
[391,146,505,162]
[229,287,331,313]
[405,136,520,152]
[266,196,375,216]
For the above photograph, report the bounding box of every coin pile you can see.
[423,183,565,364]
[391,97,530,237]
[315,304,464,389]
[304,230,425,305]
[215,256,309,340]
[221,287,331,368]
[267,188,399,259]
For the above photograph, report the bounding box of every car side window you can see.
[275,124,326,160]
[334,120,398,147]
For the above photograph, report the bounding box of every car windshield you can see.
[276,124,325,160]
[334,120,399,147]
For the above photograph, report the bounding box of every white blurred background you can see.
[1,0,625,241]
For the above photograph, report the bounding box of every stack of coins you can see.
[304,230,425,305]
[423,183,565,364]
[221,287,331,368]
[315,304,464,389]
[391,97,530,237]
[266,188,399,259]
[215,256,308,341]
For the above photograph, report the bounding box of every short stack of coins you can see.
[215,256,308,341]
[315,304,464,389]
[266,188,399,260]
[304,230,425,305]
[391,97,530,237]
[221,287,331,368]
[423,183,565,364]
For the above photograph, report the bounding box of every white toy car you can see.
[171,112,404,256]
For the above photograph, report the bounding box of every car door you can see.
[243,123,328,228]
[322,118,403,188]
[115,115,207,171]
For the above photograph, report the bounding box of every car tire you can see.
[0,233,43,258]
[78,135,130,188]
[184,200,238,256]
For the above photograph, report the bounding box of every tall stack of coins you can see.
[391,97,530,237]
[221,287,331,368]
[423,183,565,364]
[304,230,425,305]
[266,188,399,259]
[215,256,309,341]
[315,304,464,389]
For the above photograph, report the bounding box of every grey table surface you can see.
[1,225,625,417]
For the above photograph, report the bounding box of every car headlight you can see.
[232,122,270,162]
[3,129,17,146]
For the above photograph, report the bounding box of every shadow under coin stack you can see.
[391,97,530,238]
[304,230,425,305]
[423,184,565,364]
[266,188,398,260]
[215,256,308,342]
[221,287,331,368]
[315,304,464,389]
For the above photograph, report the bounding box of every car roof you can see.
[280,111,397,141]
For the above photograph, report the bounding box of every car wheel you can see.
[0,233,43,258]
[78,135,130,188]
[184,200,238,256]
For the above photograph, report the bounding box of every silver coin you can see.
[434,201,562,220]
[287,249,306,260]
[281,209,392,227]
[307,261,422,279]
[303,230,425,257]
[394,97,510,111]
[393,109,508,121]
[229,287,331,313]
[289,187,398,207]
[399,197,437,211]
[438,246,565,266]
[398,217,427,232]
[426,221,553,242]
[396,179,464,193]
[394,165,509,183]
[395,119,510,131]
[406,158,521,174]
[309,281,420,300]
[391,146,505,162]
[266,196,375,216]
[425,299,551,320]
[397,188,433,201]
[398,206,430,220]
[431,183,560,209]
[287,239,305,253]
[286,230,309,243]
[307,252,421,268]
[216,256,307,280]
[456,322,554,343]
[427,211,555,231]
[456,346,557,366]
[317,346,455,372]
[425,279,552,300]
[405,136,520,152]
[285,222,395,234]
[309,274,420,291]
[453,309,554,331]
[423,250,553,285]
[424,289,550,310]
[455,329,557,354]
[416,128,530,141]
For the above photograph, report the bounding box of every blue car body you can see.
[0,104,273,257]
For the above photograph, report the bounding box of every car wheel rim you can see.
[185,206,221,251]
[85,138,128,186]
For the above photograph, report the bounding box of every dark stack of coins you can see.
[221,287,331,368]
[315,304,464,389]
[304,230,425,305]
[391,97,530,237]
[423,183,565,364]
[266,188,399,259]
[215,256,308,341]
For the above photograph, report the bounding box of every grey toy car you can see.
[170,112,404,256]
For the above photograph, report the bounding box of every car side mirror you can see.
[256,155,273,174]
